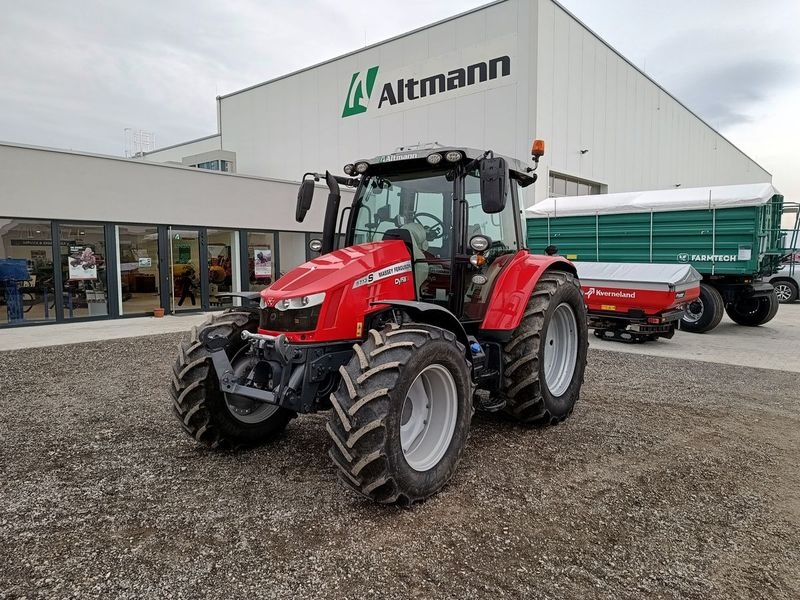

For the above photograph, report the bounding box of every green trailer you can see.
[527,183,799,333]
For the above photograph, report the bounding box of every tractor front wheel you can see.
[326,323,472,505]
[500,271,588,425]
[169,309,295,449]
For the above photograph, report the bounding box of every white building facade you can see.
[145,0,770,204]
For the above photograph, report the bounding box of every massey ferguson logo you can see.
[341,56,511,118]
[584,287,636,299]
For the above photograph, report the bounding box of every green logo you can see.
[342,66,379,117]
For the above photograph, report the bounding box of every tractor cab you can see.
[297,143,542,325]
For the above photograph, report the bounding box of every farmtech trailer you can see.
[170,143,589,504]
[528,183,798,333]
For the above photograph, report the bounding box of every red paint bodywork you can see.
[581,283,700,316]
[479,250,577,331]
[258,243,576,342]
[258,241,416,342]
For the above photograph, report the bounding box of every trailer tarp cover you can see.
[574,262,702,290]
[527,183,779,218]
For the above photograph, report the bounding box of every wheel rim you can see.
[543,303,579,397]
[224,355,280,424]
[683,299,704,323]
[400,364,458,472]
[774,283,792,302]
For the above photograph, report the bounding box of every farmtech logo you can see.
[342,66,379,117]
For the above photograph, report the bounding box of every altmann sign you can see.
[342,51,512,118]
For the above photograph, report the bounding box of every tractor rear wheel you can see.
[725,291,780,326]
[326,323,472,505]
[681,282,724,333]
[169,309,295,449]
[500,271,588,425]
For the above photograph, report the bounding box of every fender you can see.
[373,300,471,356]
[480,250,577,331]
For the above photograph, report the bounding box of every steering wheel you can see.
[414,212,446,242]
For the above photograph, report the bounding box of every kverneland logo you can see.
[584,287,636,299]
[341,56,511,118]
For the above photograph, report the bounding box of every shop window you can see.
[117,225,160,316]
[59,223,109,319]
[0,218,55,326]
[246,232,275,292]
[279,232,309,275]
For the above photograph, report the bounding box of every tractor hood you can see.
[258,240,418,342]
[262,240,412,299]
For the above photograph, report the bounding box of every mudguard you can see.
[374,299,470,354]
[480,250,577,331]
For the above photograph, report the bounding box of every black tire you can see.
[500,271,588,425]
[170,308,294,449]
[725,291,780,326]
[772,279,799,304]
[327,323,472,505]
[681,282,724,333]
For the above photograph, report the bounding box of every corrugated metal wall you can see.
[533,0,771,202]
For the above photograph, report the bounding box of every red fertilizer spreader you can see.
[574,262,701,343]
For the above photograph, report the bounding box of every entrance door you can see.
[168,228,204,313]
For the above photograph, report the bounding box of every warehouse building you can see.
[143,0,770,203]
[0,0,771,328]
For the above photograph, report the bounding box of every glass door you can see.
[168,228,203,313]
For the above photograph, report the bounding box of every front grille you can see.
[259,306,321,332]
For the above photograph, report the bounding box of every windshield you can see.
[352,170,453,258]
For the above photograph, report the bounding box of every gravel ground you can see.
[1,333,799,599]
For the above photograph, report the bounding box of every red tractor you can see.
[170,142,588,505]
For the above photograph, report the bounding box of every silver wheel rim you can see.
[224,356,280,424]
[683,299,704,323]
[774,283,792,302]
[543,303,579,397]
[400,364,458,472]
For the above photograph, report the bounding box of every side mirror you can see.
[479,157,507,214]
[296,178,315,223]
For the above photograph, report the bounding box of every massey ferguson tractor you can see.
[169,142,589,505]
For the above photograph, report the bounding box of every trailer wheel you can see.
[500,271,588,425]
[725,291,780,326]
[680,282,724,333]
[326,323,472,505]
[169,309,295,449]
[772,280,799,304]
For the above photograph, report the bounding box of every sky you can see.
[1,0,799,201]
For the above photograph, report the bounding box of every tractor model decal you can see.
[352,261,412,288]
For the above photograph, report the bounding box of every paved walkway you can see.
[0,313,210,351]
[2,305,799,373]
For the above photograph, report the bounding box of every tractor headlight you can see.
[274,292,326,311]
[343,163,355,175]
[355,161,369,174]
[445,151,463,162]
[426,153,443,165]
